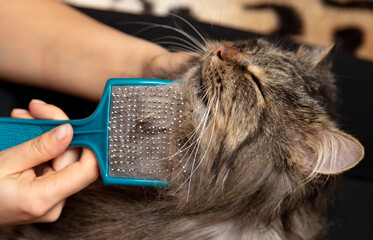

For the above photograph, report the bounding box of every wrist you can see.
[112,37,169,79]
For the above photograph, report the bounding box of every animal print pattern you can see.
[64,0,373,61]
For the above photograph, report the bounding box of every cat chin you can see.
[179,67,204,103]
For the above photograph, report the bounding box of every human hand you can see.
[121,48,196,79]
[143,50,196,76]
[0,100,99,226]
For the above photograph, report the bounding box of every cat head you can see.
[166,38,364,215]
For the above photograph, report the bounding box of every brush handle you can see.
[0,117,106,152]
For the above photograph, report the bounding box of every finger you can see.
[34,162,53,177]
[37,149,99,203]
[28,99,69,120]
[10,109,34,119]
[29,100,78,173]
[35,200,65,223]
[52,148,81,171]
[23,149,93,223]
[0,124,73,174]
[20,200,65,224]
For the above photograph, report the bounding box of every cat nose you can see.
[211,45,237,60]
[211,46,225,60]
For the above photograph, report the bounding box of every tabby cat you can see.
[1,38,364,240]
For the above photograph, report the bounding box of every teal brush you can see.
[0,78,186,187]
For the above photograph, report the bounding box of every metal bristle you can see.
[108,83,185,180]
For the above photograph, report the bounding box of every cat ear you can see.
[302,129,364,175]
[314,44,336,69]
[297,44,336,69]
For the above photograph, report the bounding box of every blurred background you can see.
[63,0,373,61]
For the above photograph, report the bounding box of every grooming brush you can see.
[0,78,186,187]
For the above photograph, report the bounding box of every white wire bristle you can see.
[108,83,186,180]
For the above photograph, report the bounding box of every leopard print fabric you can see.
[65,0,373,61]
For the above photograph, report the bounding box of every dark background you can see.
[0,7,371,239]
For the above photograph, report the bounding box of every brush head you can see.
[108,82,185,181]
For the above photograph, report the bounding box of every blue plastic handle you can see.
[0,78,177,187]
[0,117,105,151]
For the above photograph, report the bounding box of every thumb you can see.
[0,124,73,174]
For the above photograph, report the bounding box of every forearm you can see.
[0,0,168,100]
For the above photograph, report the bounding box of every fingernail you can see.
[12,108,28,115]
[31,99,47,105]
[53,124,71,142]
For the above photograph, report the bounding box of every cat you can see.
[0,37,364,240]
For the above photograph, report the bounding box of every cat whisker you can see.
[187,101,214,188]
[155,41,204,54]
[171,137,202,183]
[195,75,213,109]
[161,45,202,55]
[119,22,206,53]
[221,169,230,207]
[171,93,216,183]
[170,127,211,180]
[186,98,219,202]
[172,143,199,181]
[169,13,208,46]
[196,84,213,109]
[160,44,203,55]
[163,87,214,163]
[138,85,212,166]
[164,126,205,167]
[173,95,219,200]
[271,198,285,216]
[153,102,215,170]
[172,100,214,179]
[167,47,198,53]
[153,35,204,53]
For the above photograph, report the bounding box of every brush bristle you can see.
[108,83,185,180]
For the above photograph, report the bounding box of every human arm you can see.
[0,0,190,101]
[0,100,99,225]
